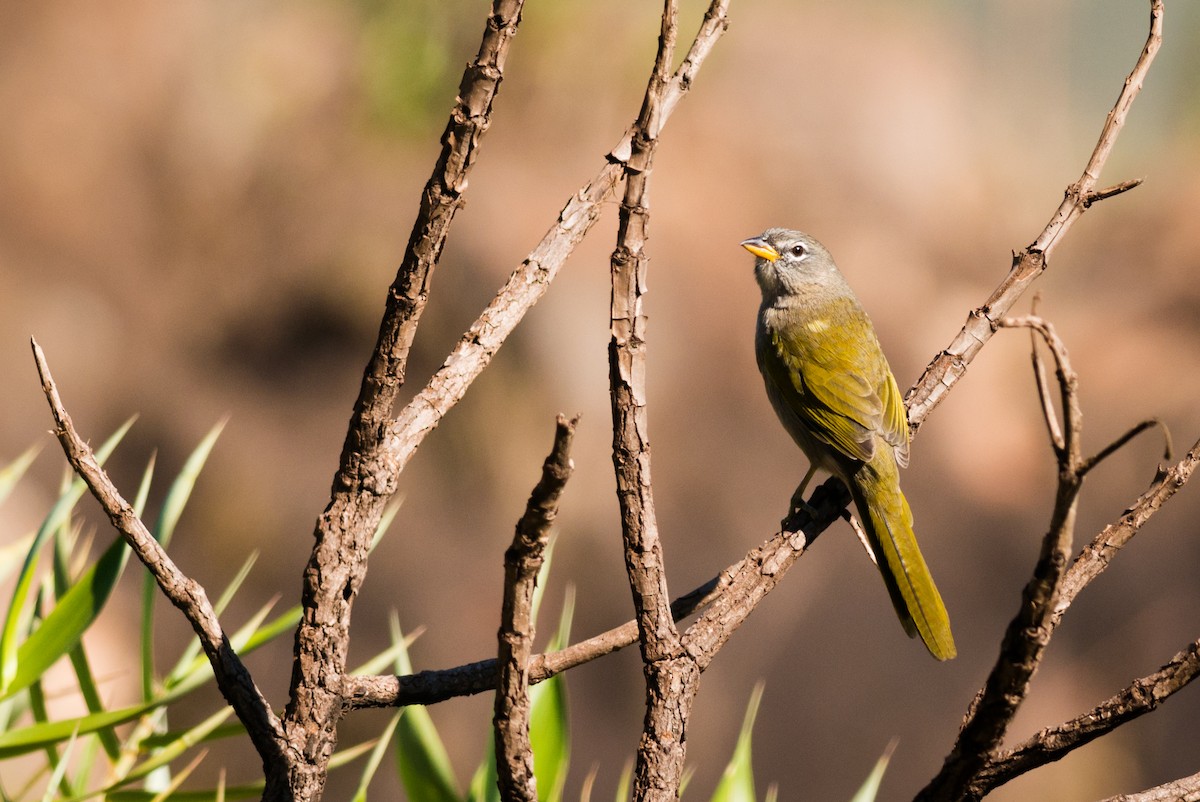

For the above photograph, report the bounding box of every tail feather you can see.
[850,455,956,661]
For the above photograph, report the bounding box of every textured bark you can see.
[493,416,577,802]
[32,341,289,775]
[276,3,527,799]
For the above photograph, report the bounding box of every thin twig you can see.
[494,416,578,802]
[341,574,723,710]
[969,637,1200,799]
[905,0,1163,430]
[1079,418,1171,478]
[1085,178,1144,207]
[31,339,287,766]
[1053,438,1200,626]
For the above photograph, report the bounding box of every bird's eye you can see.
[789,244,807,258]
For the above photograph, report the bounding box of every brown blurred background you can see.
[3,1,1199,799]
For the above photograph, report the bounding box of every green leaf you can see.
[467,746,499,802]
[351,711,402,802]
[0,692,180,759]
[104,784,262,802]
[530,586,574,802]
[142,420,226,700]
[39,723,80,802]
[847,739,897,802]
[613,760,632,802]
[0,445,40,508]
[0,417,134,693]
[2,535,130,700]
[115,708,236,788]
[710,683,765,802]
[391,615,463,802]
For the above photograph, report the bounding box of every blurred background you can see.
[2,0,1199,799]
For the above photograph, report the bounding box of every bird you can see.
[741,227,955,661]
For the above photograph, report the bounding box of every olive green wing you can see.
[765,302,906,465]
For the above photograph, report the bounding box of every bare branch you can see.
[389,0,733,474]
[1079,418,1172,479]
[905,0,1163,430]
[1085,178,1144,207]
[607,4,705,800]
[31,339,287,768]
[1054,438,1200,626]
[969,637,1200,799]
[494,416,578,802]
[341,574,723,710]
[282,3,528,797]
[1094,770,1200,802]
[917,317,1085,802]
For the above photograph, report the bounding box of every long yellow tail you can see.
[849,452,956,661]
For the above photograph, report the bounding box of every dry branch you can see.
[905,0,1163,430]
[971,637,1200,799]
[31,339,287,770]
[281,3,528,799]
[493,416,578,802]
[1055,440,1200,626]
[607,4,703,800]
[1096,770,1200,802]
[916,318,1086,802]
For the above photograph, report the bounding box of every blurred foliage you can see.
[353,0,479,137]
[0,430,401,801]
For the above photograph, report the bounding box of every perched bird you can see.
[742,228,955,660]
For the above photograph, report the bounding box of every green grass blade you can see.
[0,691,181,759]
[0,445,40,508]
[613,760,632,802]
[141,421,226,701]
[370,501,403,553]
[153,421,226,548]
[847,740,897,802]
[351,711,402,802]
[165,594,277,688]
[0,418,134,693]
[709,682,765,802]
[0,533,36,588]
[38,723,80,802]
[2,537,130,701]
[56,454,154,760]
[530,585,574,802]
[391,614,463,802]
[214,551,259,617]
[104,785,262,802]
[115,708,235,788]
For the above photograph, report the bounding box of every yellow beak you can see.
[740,238,779,263]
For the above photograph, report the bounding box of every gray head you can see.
[740,228,846,301]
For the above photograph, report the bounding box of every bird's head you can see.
[740,228,843,300]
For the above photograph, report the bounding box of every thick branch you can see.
[493,416,578,802]
[970,637,1200,798]
[1095,770,1200,802]
[608,5,703,801]
[282,4,527,799]
[31,340,287,771]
